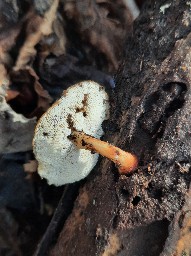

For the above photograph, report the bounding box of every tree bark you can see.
[48,1,191,255]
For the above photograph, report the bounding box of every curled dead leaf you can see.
[8,68,52,118]
[63,0,133,71]
[14,0,60,70]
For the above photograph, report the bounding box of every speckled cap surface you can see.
[33,81,110,186]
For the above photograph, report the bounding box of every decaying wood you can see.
[49,1,191,255]
[161,184,191,256]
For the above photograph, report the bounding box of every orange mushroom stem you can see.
[69,131,138,174]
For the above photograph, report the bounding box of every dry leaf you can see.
[64,0,133,71]
[9,68,52,118]
[0,95,36,153]
[14,0,59,70]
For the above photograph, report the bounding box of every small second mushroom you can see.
[33,81,138,186]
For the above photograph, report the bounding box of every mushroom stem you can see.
[69,131,138,174]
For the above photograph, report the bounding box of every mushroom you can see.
[33,81,138,186]
[68,131,138,174]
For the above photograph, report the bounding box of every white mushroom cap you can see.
[33,81,110,186]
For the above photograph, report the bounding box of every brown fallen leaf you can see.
[63,0,133,72]
[38,16,66,63]
[0,1,25,87]
[14,0,59,70]
[9,68,52,118]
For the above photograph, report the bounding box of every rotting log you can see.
[43,1,191,255]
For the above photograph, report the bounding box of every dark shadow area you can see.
[120,219,170,256]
